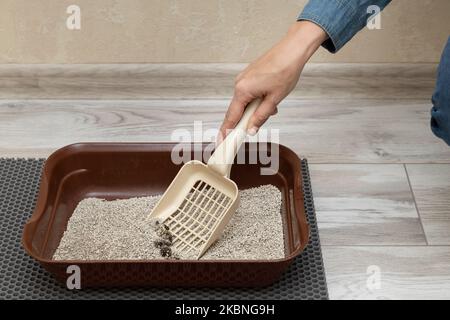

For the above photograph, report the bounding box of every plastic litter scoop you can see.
[148,99,261,259]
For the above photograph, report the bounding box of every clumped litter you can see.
[53,184,285,261]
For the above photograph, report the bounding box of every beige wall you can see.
[0,0,449,64]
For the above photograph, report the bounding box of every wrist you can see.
[285,21,328,63]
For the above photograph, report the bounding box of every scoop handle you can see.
[207,99,261,177]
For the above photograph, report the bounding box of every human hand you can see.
[218,21,327,141]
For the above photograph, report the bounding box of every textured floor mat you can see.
[0,158,328,299]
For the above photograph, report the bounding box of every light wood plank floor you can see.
[1,99,450,162]
[406,165,450,245]
[309,164,426,246]
[1,98,449,299]
[323,246,450,300]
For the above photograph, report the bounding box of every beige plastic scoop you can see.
[148,99,261,259]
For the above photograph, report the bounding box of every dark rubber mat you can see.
[0,158,328,300]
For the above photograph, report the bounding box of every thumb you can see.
[246,97,278,135]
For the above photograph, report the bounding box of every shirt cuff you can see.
[297,0,389,53]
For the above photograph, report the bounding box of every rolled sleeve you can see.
[298,0,391,53]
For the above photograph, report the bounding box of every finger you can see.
[215,129,225,146]
[271,106,279,116]
[246,97,278,135]
[218,95,247,143]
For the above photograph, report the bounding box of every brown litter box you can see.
[22,142,309,287]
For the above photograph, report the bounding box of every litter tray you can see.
[22,142,309,287]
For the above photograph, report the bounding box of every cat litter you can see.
[53,184,285,261]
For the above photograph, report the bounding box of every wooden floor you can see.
[1,64,450,299]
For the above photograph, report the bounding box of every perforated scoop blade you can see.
[148,100,261,259]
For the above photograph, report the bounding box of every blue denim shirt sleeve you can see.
[431,37,450,146]
[298,0,391,53]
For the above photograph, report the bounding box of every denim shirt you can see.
[431,38,450,146]
[298,0,450,146]
[298,0,391,53]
